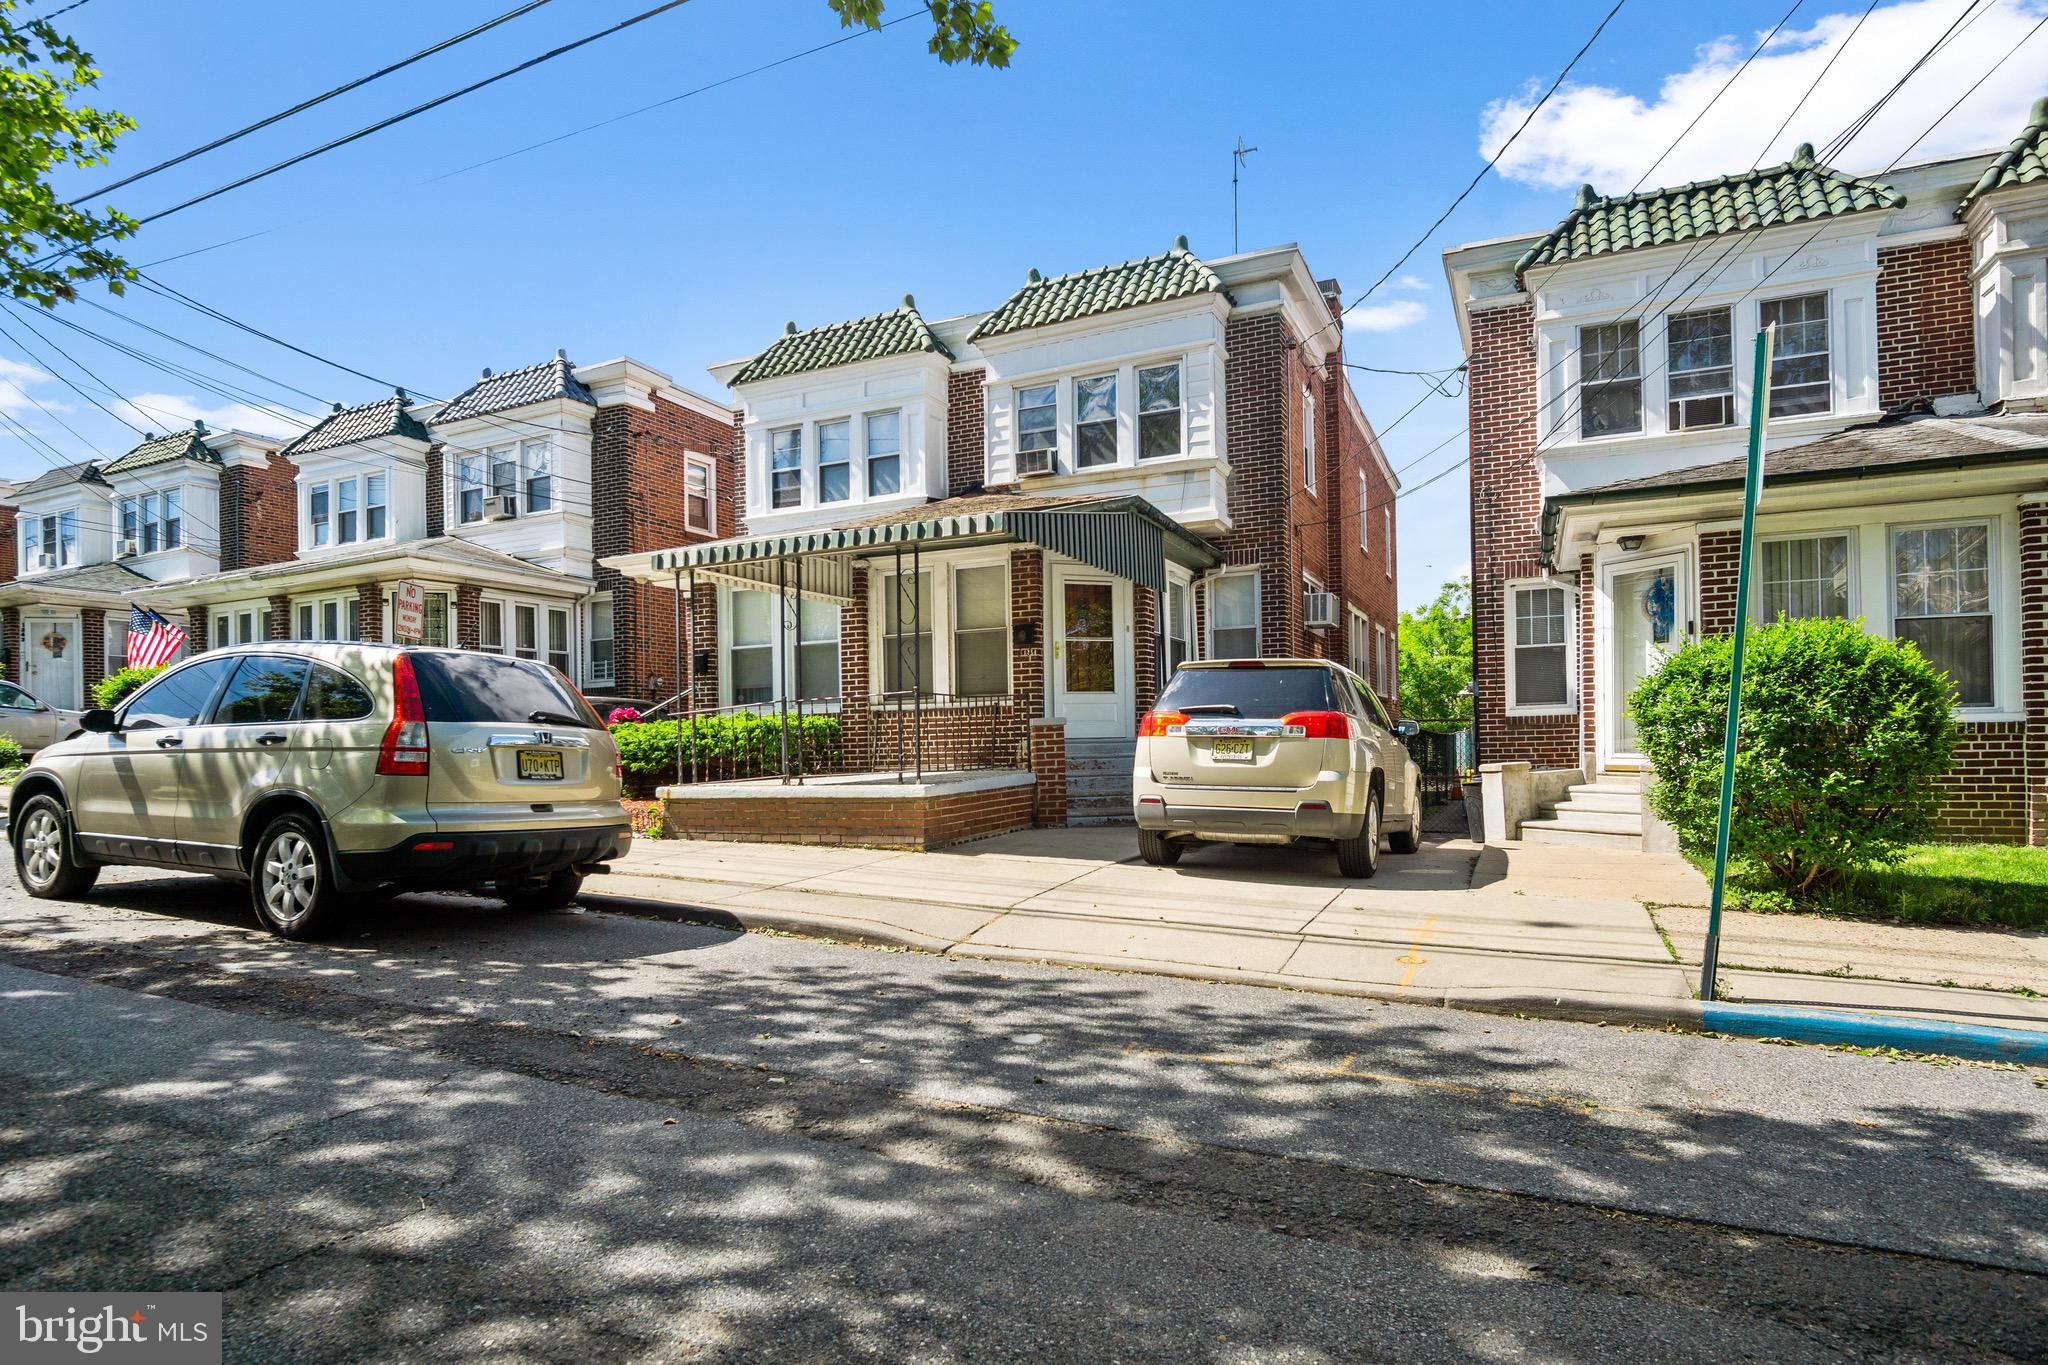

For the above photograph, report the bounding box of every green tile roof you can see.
[731,297,952,385]
[1514,144,1903,284]
[101,425,218,476]
[283,391,432,458]
[969,237,1229,340]
[1958,95,2048,216]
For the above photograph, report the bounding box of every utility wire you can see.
[68,0,561,206]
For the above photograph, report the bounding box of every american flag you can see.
[126,605,187,670]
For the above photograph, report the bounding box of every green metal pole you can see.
[1701,323,1775,1002]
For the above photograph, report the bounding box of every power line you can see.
[68,1,561,207]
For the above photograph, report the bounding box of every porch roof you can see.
[0,561,152,611]
[145,536,590,608]
[609,492,1223,601]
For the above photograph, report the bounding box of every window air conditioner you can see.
[116,537,140,558]
[1016,447,1056,478]
[1303,590,1338,630]
[484,494,519,522]
[35,552,53,570]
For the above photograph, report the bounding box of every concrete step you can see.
[1555,789,1643,814]
[1575,779,1644,795]
[1067,779,1134,801]
[1519,820,1643,849]
[1531,808,1644,836]
[1066,755,1135,776]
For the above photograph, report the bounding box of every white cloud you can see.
[0,358,66,416]
[112,392,293,439]
[1394,274,1430,291]
[1481,0,2048,191]
[1345,299,1429,333]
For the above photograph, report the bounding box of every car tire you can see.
[250,813,343,940]
[1336,787,1382,879]
[12,793,99,899]
[1388,825,1421,855]
[499,870,583,912]
[1137,829,1183,866]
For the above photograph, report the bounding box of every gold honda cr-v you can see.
[7,643,630,938]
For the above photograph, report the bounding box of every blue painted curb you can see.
[1702,1002,2048,1064]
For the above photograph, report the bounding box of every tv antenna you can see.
[1232,137,1258,252]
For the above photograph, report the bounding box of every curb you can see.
[1700,1001,2048,1064]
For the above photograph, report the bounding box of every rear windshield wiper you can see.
[528,709,589,728]
[1179,703,1241,715]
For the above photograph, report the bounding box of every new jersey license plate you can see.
[518,750,564,780]
[1209,737,1255,762]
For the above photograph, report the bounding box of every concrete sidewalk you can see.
[587,830,2048,1034]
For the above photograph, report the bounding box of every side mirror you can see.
[1393,719,1421,739]
[79,708,120,734]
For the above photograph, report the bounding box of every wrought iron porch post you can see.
[893,543,904,783]
[776,554,791,784]
[688,567,700,786]
[794,550,805,783]
[912,538,923,783]
[672,565,683,790]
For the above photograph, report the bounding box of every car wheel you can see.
[1336,787,1382,879]
[499,870,583,912]
[250,813,342,940]
[12,794,99,899]
[1137,829,1183,866]
[1388,823,1421,855]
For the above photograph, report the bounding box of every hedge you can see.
[611,715,843,795]
[94,665,165,711]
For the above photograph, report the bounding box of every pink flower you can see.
[607,706,642,726]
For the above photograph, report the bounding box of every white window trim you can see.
[1751,528,1859,624]
[1204,567,1261,659]
[1358,471,1369,552]
[453,438,557,525]
[994,353,1193,480]
[684,452,718,534]
[1384,506,1393,578]
[586,593,616,687]
[1347,605,1370,678]
[719,582,844,707]
[1504,577,1576,716]
[303,470,392,551]
[294,592,359,643]
[1302,386,1317,494]
[1885,514,2001,713]
[479,595,571,669]
[865,549,1012,700]
[1759,288,1834,422]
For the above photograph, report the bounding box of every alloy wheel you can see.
[262,831,318,925]
[19,807,62,888]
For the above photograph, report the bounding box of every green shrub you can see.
[610,714,843,795]
[1627,616,1957,894]
[94,665,165,711]
[0,732,23,772]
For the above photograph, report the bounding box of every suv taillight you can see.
[1137,710,1189,737]
[377,652,430,776]
[1280,710,1355,739]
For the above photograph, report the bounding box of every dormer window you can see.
[337,479,358,543]
[770,428,802,508]
[1138,363,1182,458]
[1579,321,1642,438]
[1668,308,1734,430]
[818,419,851,503]
[1017,384,1057,465]
[21,510,79,571]
[310,484,331,546]
[308,473,390,547]
[1761,293,1831,416]
[118,493,180,555]
[458,454,485,523]
[1076,375,1117,469]
[865,412,901,496]
[366,473,388,538]
[522,440,552,512]
[457,440,552,523]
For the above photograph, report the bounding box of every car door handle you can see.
[255,732,288,746]
[156,734,183,748]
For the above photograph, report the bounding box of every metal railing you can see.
[866,690,1018,780]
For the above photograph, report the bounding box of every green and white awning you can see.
[628,494,1220,601]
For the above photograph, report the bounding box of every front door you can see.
[1050,567,1132,739]
[1602,553,1689,770]
[22,615,79,710]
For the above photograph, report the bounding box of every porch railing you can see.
[866,691,1019,779]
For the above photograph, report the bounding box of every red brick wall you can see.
[1467,298,1580,770]
[1876,238,1976,411]
[663,779,1035,849]
[425,445,444,538]
[79,607,105,699]
[354,583,384,643]
[1935,722,2029,842]
[266,593,291,642]
[1578,552,1596,762]
[947,368,986,495]
[1215,312,1301,657]
[1331,379,1401,705]
[218,452,298,571]
[2023,500,2046,846]
[0,608,16,683]
[0,505,15,586]
[1010,548,1044,719]
[1697,530,1742,636]
[1133,580,1158,720]
[590,392,741,701]
[455,584,482,652]
[1029,717,1067,826]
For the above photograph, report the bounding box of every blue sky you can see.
[10,0,2046,609]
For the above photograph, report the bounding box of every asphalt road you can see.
[0,866,2043,1363]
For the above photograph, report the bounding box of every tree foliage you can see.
[0,1,135,306]
[93,664,162,711]
[1627,616,1958,894]
[827,0,1016,66]
[1397,577,1472,728]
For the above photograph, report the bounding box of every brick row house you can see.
[1445,98,2048,846]
[0,353,739,711]
[607,237,1402,829]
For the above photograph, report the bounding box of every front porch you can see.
[604,491,1222,846]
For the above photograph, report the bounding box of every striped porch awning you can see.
[639,493,1221,600]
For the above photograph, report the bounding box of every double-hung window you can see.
[770,428,801,508]
[817,419,851,503]
[1579,321,1642,437]
[161,492,181,551]
[729,591,773,703]
[1017,385,1057,468]
[797,600,839,700]
[336,478,359,544]
[1760,534,1850,621]
[121,499,138,554]
[865,412,901,497]
[458,453,485,524]
[139,496,160,554]
[546,607,571,674]
[1166,581,1191,677]
[685,457,715,531]
[1509,583,1571,708]
[1761,293,1831,416]
[1209,573,1258,657]
[1893,523,1993,706]
[21,515,40,571]
[489,447,518,511]
[1384,507,1392,576]
[297,594,358,643]
[56,509,77,566]
[952,564,1008,696]
[523,440,553,513]
[881,570,934,696]
[514,604,539,661]
[309,484,331,546]
[1138,363,1182,459]
[480,601,505,653]
[1302,387,1317,493]
[1667,306,1734,429]
[365,473,388,540]
[1076,374,1117,468]
[587,597,614,685]
[1349,609,1370,678]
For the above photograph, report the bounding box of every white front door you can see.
[22,615,80,710]
[1601,553,1689,771]
[1050,567,1133,739]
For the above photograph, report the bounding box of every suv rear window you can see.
[1155,665,1339,719]
[408,652,599,727]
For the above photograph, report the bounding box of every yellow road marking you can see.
[1395,914,1443,988]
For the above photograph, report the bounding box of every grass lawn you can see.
[1710,843,2048,931]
